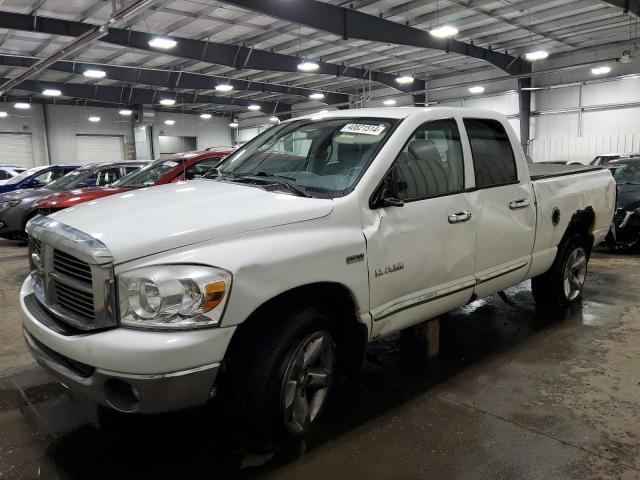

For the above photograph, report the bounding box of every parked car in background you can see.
[33,150,231,215]
[21,108,615,449]
[591,153,640,166]
[0,166,26,185]
[605,158,640,249]
[0,164,80,195]
[0,161,147,239]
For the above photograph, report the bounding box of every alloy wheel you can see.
[281,331,334,435]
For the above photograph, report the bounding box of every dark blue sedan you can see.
[0,164,81,195]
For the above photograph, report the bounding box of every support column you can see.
[412,79,427,106]
[518,77,532,156]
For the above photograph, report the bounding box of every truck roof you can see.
[293,106,505,121]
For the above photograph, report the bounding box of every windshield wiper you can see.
[228,171,311,198]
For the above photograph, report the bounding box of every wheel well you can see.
[562,206,595,255]
[224,282,367,379]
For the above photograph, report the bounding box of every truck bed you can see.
[529,163,602,181]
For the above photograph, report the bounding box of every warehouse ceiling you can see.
[0,0,636,118]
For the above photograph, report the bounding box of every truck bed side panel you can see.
[528,170,616,279]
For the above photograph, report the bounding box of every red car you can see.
[34,150,231,215]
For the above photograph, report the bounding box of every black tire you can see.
[531,233,589,308]
[222,304,335,451]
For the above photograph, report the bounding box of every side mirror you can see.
[371,173,404,209]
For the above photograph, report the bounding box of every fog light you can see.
[104,379,141,412]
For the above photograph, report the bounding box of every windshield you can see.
[4,166,47,185]
[210,117,398,197]
[112,159,183,188]
[609,164,640,185]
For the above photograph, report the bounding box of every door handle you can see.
[448,210,472,224]
[509,199,531,210]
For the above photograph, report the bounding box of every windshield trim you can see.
[213,117,402,199]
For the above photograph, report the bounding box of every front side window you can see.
[464,118,517,188]
[34,167,66,185]
[212,118,398,197]
[391,118,465,200]
[96,167,123,186]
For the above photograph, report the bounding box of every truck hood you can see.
[49,180,334,263]
[35,187,133,208]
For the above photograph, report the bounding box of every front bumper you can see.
[20,275,236,413]
[0,205,25,237]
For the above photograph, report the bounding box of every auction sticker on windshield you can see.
[341,124,386,136]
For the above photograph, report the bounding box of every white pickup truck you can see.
[21,107,615,447]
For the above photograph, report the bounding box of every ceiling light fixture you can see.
[395,75,414,85]
[164,119,175,125]
[160,99,176,106]
[247,104,261,111]
[383,99,397,106]
[215,84,234,93]
[200,113,212,119]
[469,86,485,94]
[0,112,7,118]
[229,122,239,128]
[14,103,30,109]
[88,116,100,122]
[297,60,320,72]
[309,93,325,100]
[119,109,133,115]
[83,69,106,78]
[430,25,458,38]
[42,89,61,96]
[591,65,611,75]
[148,37,177,49]
[269,116,279,122]
[525,50,549,61]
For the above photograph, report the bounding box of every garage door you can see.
[0,133,34,168]
[75,135,125,164]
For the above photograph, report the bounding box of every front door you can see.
[462,118,536,298]
[364,118,477,338]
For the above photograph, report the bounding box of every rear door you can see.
[462,118,536,298]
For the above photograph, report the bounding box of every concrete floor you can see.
[2,239,640,479]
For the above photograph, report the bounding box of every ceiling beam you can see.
[9,78,292,113]
[0,11,422,93]
[0,54,351,104]
[218,0,528,75]
[598,0,640,18]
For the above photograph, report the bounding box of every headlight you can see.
[117,265,231,330]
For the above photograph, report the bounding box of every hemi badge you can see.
[346,253,365,265]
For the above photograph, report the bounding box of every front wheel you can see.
[223,305,335,451]
[532,234,589,308]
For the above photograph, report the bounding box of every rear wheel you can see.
[223,305,335,451]
[532,234,588,308]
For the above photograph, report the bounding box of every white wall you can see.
[46,105,136,163]
[0,104,233,166]
[0,104,48,166]
[152,111,232,154]
[529,75,640,163]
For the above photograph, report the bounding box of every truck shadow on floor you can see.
[34,285,585,479]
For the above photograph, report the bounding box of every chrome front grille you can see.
[53,249,93,284]
[27,216,116,331]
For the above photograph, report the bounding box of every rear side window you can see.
[464,118,517,188]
